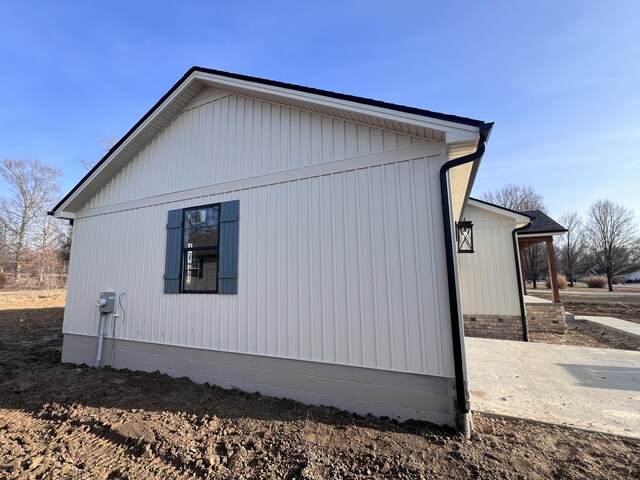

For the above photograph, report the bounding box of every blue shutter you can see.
[163,209,183,293]
[218,200,239,294]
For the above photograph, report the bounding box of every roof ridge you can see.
[191,66,486,128]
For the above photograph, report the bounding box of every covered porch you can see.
[517,210,568,333]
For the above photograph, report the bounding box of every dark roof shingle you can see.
[518,210,567,235]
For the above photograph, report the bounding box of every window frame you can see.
[180,202,221,294]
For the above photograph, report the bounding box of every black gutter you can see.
[439,122,493,435]
[512,223,532,341]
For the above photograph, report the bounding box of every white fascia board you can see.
[517,231,567,238]
[55,72,205,214]
[52,211,75,220]
[192,72,481,142]
[467,199,531,224]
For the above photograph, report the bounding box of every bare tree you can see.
[482,183,547,213]
[523,245,547,289]
[32,212,65,288]
[584,199,639,292]
[0,218,8,272]
[77,136,120,171]
[0,159,61,284]
[76,157,97,172]
[556,212,586,287]
[100,136,119,152]
[482,183,548,288]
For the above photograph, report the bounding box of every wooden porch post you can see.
[546,237,560,303]
[519,242,528,295]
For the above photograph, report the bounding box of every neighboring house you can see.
[50,67,497,433]
[621,270,640,283]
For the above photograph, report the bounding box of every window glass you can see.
[183,206,219,248]
[182,204,219,292]
[182,249,218,291]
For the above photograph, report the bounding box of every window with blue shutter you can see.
[163,200,239,294]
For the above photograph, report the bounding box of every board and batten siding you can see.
[457,204,521,317]
[82,90,429,211]
[64,147,455,378]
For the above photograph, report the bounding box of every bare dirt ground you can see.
[528,288,640,324]
[527,289,640,350]
[529,318,640,351]
[1,291,639,479]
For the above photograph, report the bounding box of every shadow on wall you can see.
[558,363,640,392]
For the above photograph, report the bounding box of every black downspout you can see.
[512,223,532,342]
[440,122,493,437]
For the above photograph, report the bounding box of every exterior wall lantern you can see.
[456,220,474,253]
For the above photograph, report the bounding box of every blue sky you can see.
[1,0,639,220]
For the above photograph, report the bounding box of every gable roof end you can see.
[466,197,532,226]
[50,67,488,218]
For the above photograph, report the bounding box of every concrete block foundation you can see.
[62,333,456,426]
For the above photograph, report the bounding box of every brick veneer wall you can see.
[526,303,567,333]
[463,314,524,341]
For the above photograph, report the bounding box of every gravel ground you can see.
[1,290,639,479]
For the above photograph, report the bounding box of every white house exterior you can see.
[457,199,531,341]
[51,68,491,431]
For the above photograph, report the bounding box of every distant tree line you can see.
[0,159,70,288]
[483,184,640,292]
[0,139,115,289]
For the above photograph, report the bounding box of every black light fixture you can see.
[456,220,474,253]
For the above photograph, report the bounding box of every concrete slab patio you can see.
[466,337,640,438]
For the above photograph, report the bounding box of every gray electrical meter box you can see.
[98,292,116,313]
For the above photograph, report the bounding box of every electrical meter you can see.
[97,292,115,313]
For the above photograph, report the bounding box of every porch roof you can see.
[517,210,567,237]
